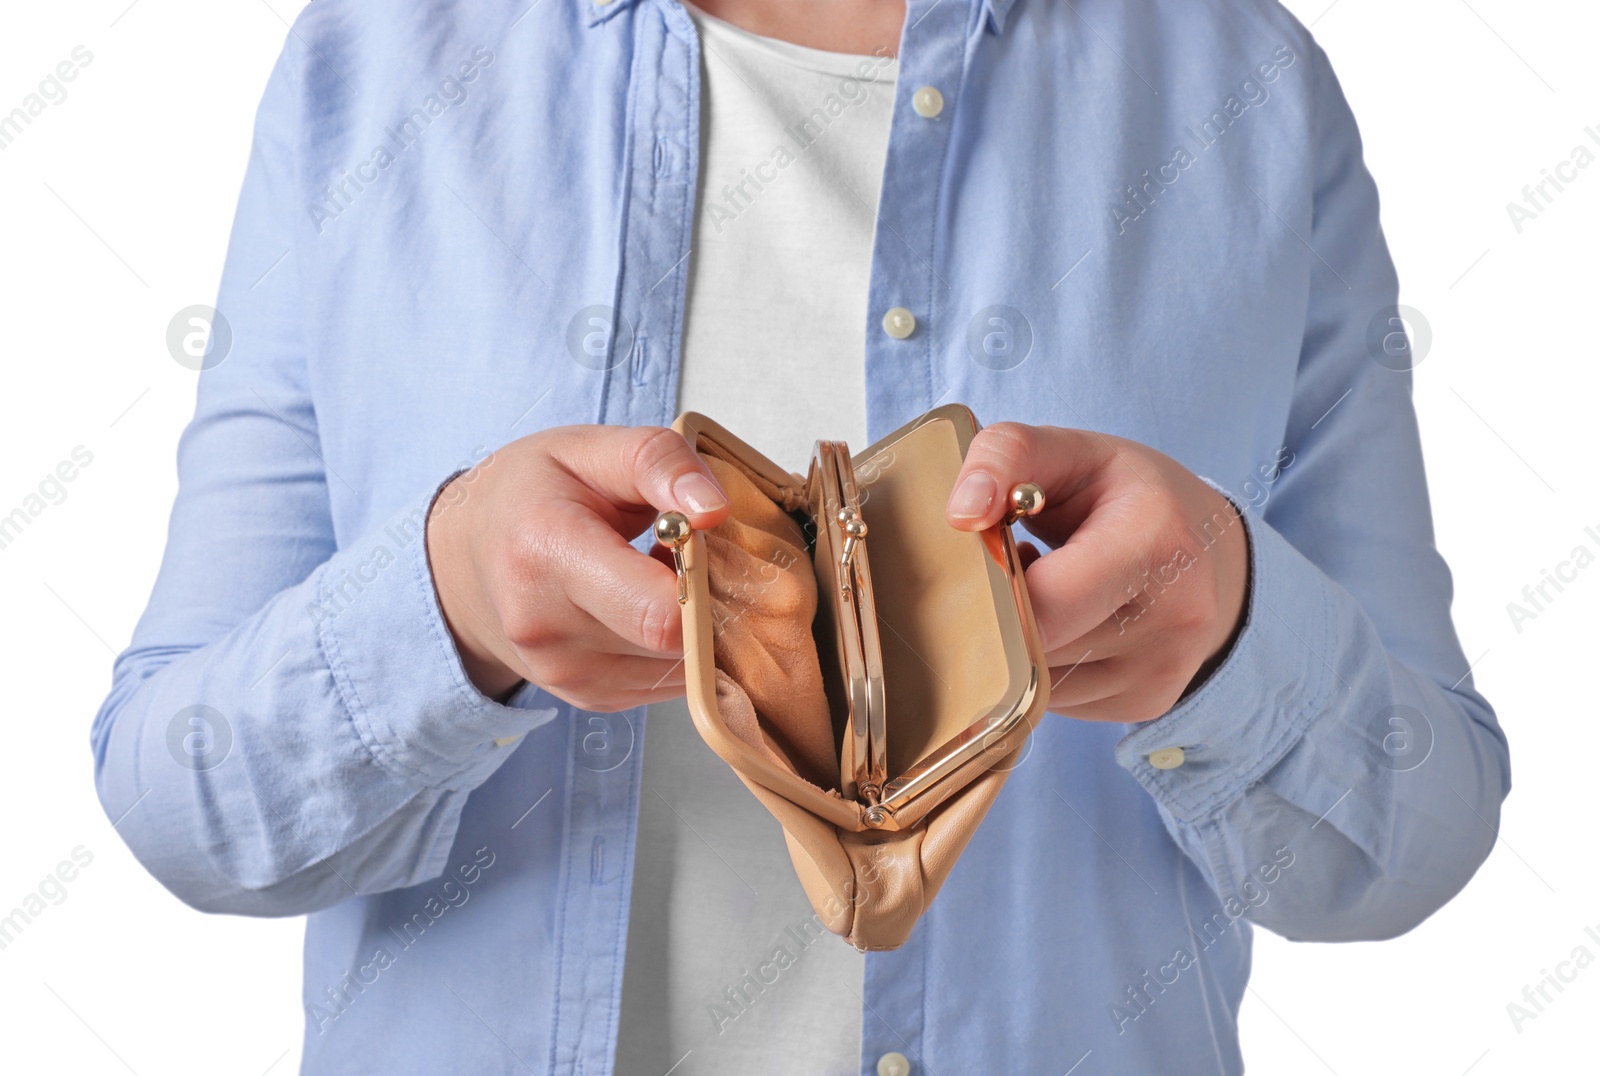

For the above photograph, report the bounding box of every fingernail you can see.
[673,472,728,513]
[948,473,998,520]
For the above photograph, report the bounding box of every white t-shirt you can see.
[614,8,896,1075]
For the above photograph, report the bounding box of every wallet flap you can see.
[854,405,1048,821]
[670,413,864,831]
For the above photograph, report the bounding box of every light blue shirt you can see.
[90,0,1510,1073]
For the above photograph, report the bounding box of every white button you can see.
[881,307,916,339]
[1148,747,1186,770]
[877,1053,912,1076]
[912,86,944,118]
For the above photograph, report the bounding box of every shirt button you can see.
[1148,747,1186,770]
[881,307,916,339]
[911,86,944,118]
[877,1053,912,1076]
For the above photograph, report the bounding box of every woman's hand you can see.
[946,422,1250,722]
[425,426,731,709]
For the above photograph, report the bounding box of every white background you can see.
[0,0,1595,1073]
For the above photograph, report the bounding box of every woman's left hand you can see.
[946,422,1250,722]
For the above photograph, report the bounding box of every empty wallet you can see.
[653,403,1050,951]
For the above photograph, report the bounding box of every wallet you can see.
[654,404,1050,951]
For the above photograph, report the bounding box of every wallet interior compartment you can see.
[851,417,1014,786]
[695,451,843,793]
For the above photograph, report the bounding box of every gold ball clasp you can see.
[654,511,692,547]
[1007,481,1046,521]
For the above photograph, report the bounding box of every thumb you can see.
[554,425,732,530]
[945,422,1108,531]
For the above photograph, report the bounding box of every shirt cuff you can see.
[1114,499,1340,823]
[314,477,558,791]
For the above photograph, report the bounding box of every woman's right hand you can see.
[425,425,731,710]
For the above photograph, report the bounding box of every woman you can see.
[93,0,1509,1071]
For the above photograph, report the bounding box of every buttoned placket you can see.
[553,2,702,1069]
[854,0,999,1067]
[569,0,1009,1071]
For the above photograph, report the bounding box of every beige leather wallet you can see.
[653,404,1049,951]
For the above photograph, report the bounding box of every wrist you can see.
[1188,485,1251,694]
[426,475,526,702]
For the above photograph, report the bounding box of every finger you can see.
[1056,679,1184,724]
[946,423,1110,531]
[1053,696,1137,723]
[563,511,688,655]
[1044,643,1103,674]
[552,425,732,531]
[533,651,688,711]
[1044,604,1165,665]
[1045,654,1186,722]
[1046,648,1195,723]
[1018,539,1043,570]
[585,611,693,660]
[1045,656,1123,714]
[463,561,675,669]
[1023,513,1158,651]
[648,542,676,572]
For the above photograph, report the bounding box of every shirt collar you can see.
[583,0,1018,36]
[982,0,1018,34]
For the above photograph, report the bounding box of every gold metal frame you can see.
[850,407,1045,823]
[808,441,888,806]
